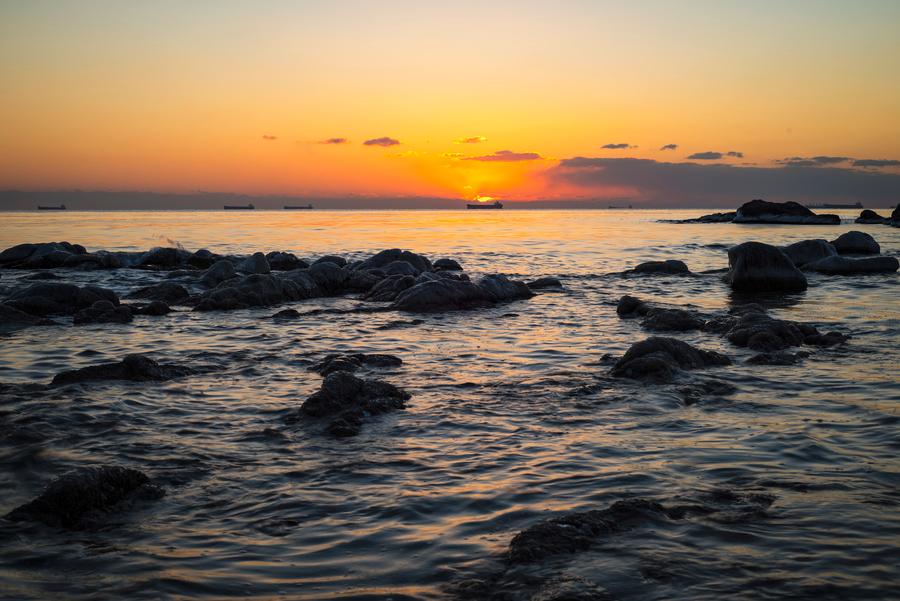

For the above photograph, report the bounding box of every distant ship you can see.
[467,200,503,210]
[284,204,313,210]
[224,203,255,210]
[37,204,66,210]
[608,204,633,209]
[806,202,863,209]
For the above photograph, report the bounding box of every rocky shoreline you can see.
[668,198,900,226]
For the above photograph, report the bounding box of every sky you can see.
[1,0,899,207]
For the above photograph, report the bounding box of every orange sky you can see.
[1,1,899,203]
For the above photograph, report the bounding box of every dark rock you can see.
[6,283,120,316]
[73,300,133,325]
[433,258,462,271]
[746,350,810,365]
[309,353,403,376]
[708,308,849,352]
[640,308,705,332]
[616,295,651,317]
[272,308,301,319]
[131,301,172,316]
[62,251,122,270]
[267,251,307,271]
[4,466,164,529]
[477,274,535,302]
[51,354,193,386]
[126,282,189,304]
[194,274,301,311]
[299,371,409,437]
[531,576,615,601]
[382,260,420,276]
[139,247,189,268]
[342,269,381,292]
[0,242,86,268]
[307,261,348,293]
[199,260,236,288]
[610,337,731,382]
[0,303,55,333]
[830,231,880,255]
[237,252,271,274]
[353,249,432,274]
[187,249,220,268]
[527,277,563,289]
[855,209,888,224]
[781,239,836,267]
[733,199,840,225]
[807,255,899,274]
[725,241,808,293]
[892,204,900,227]
[628,259,690,275]
[312,255,347,267]
[0,243,40,264]
[391,278,489,312]
[665,212,735,224]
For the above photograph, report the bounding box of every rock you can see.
[746,351,810,365]
[51,354,193,386]
[433,258,462,271]
[62,252,122,270]
[6,283,120,316]
[199,260,236,288]
[733,199,840,225]
[126,282,189,304]
[382,260,420,276]
[616,295,651,317]
[527,277,563,289]
[194,274,302,311]
[139,247,189,268]
[664,212,736,224]
[307,261,348,293]
[353,249,432,274]
[892,204,900,227]
[187,248,220,268]
[272,308,301,319]
[0,303,55,333]
[363,274,416,302]
[530,576,615,601]
[0,242,86,268]
[4,466,164,529]
[476,274,535,302]
[299,371,410,437]
[342,269,380,292]
[781,239,837,267]
[628,259,690,275]
[707,308,849,352]
[131,301,172,316]
[73,300,133,325]
[725,242,808,293]
[640,308,705,332]
[309,353,403,376]
[391,278,490,312]
[610,337,731,382]
[807,255,899,275]
[237,252,271,274]
[312,255,347,268]
[267,251,307,271]
[830,231,880,255]
[0,243,40,264]
[855,209,888,224]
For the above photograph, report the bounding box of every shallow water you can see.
[0,209,898,600]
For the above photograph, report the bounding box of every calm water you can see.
[0,210,898,600]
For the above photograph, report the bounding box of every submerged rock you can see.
[530,576,615,601]
[706,307,848,352]
[309,353,403,376]
[806,255,899,275]
[829,231,880,255]
[51,354,194,386]
[73,300,133,325]
[725,241,808,293]
[746,350,810,365]
[627,259,690,275]
[526,277,563,289]
[130,301,172,316]
[781,239,836,268]
[126,282,190,304]
[4,466,164,529]
[299,371,410,437]
[733,199,839,225]
[665,211,735,224]
[616,295,651,317]
[640,308,705,332]
[0,303,55,333]
[6,283,120,316]
[610,337,730,382]
[855,209,888,224]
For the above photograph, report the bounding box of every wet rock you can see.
[725,241,808,293]
[272,308,301,319]
[237,251,271,274]
[746,350,810,365]
[433,258,462,271]
[477,274,535,302]
[892,204,900,227]
[391,278,489,312]
[382,260,420,276]
[855,209,888,224]
[51,354,194,386]
[279,269,324,298]
[299,371,410,437]
[664,211,736,224]
[0,243,41,264]
[126,282,190,304]
[194,274,302,311]
[6,283,120,316]
[610,337,731,382]
[353,249,432,274]
[531,576,615,601]
[806,255,899,275]
[527,277,563,289]
[73,300,133,325]
[4,466,164,529]
[709,308,848,352]
[616,295,651,317]
[733,199,840,225]
[309,353,403,376]
[342,268,380,292]
[0,303,55,333]
[781,239,836,267]
[678,379,738,405]
[312,255,347,268]
[199,260,236,288]
[267,251,307,271]
[307,261,349,293]
[187,248,220,268]
[131,301,173,316]
[0,241,86,268]
[830,231,880,255]
[363,274,413,303]
[640,308,705,332]
[376,318,424,330]
[139,246,189,268]
[628,259,690,275]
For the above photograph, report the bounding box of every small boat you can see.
[37,204,66,210]
[224,204,255,210]
[806,202,863,209]
[467,200,503,210]
[284,204,313,210]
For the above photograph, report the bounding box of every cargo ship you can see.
[806,202,863,209]
[37,204,66,210]
[466,200,503,210]
[284,204,313,210]
[224,204,255,210]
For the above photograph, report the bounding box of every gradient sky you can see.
[1,0,899,205]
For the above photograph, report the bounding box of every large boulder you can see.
[391,278,489,312]
[194,274,301,311]
[139,247,189,268]
[627,259,690,275]
[363,274,416,302]
[237,252,271,274]
[73,300,133,325]
[199,260,236,288]
[855,209,888,224]
[187,249,221,269]
[126,282,189,304]
[781,239,837,267]
[312,255,348,268]
[4,466,164,529]
[616,295,651,317]
[830,231,880,255]
[5,283,119,316]
[807,255,899,275]
[299,371,410,437]
[51,354,193,386]
[433,258,462,271]
[307,261,348,293]
[0,242,86,268]
[610,337,731,382]
[725,242,808,293]
[267,251,307,271]
[733,199,839,225]
[353,249,432,274]
[476,274,535,303]
[705,306,848,351]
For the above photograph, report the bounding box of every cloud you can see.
[660,144,678,151]
[262,135,277,141]
[726,151,744,158]
[442,152,465,159]
[464,150,543,162]
[601,143,634,149]
[777,155,851,167]
[853,159,900,168]
[687,151,723,160]
[363,137,401,147]
[319,137,348,145]
[545,157,900,207]
[455,136,487,144]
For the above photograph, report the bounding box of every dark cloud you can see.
[456,136,486,144]
[853,159,900,168]
[363,137,401,147]
[687,151,723,160]
[262,135,277,141]
[660,144,678,151]
[464,150,542,162]
[812,155,851,164]
[726,151,744,158]
[777,155,851,167]
[319,137,348,145]
[601,143,634,149]
[545,157,900,207]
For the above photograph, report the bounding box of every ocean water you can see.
[0,209,898,600]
